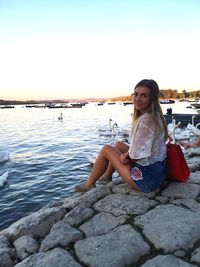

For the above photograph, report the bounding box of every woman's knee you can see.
[100,144,114,156]
[114,141,124,148]
[114,141,129,152]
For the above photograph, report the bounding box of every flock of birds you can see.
[97,117,200,142]
[86,116,200,165]
[98,118,130,137]
[168,115,200,144]
[1,116,200,187]
[86,119,130,165]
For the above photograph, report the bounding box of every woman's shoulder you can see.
[138,112,154,123]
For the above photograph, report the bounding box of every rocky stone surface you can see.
[0,154,200,267]
[75,224,150,267]
[13,235,39,260]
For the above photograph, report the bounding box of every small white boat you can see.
[160,100,175,104]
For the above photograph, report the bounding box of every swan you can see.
[176,129,195,141]
[86,152,98,166]
[171,120,182,143]
[0,151,9,164]
[186,123,200,136]
[168,119,187,143]
[98,118,113,132]
[0,171,8,187]
[196,122,200,129]
[122,129,130,137]
[114,126,130,137]
[192,115,196,126]
[58,113,63,120]
[168,119,181,136]
[99,123,118,137]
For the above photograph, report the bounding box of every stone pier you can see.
[0,148,200,267]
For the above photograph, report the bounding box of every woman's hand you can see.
[120,152,131,164]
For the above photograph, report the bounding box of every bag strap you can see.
[166,139,174,145]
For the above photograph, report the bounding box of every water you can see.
[0,101,198,230]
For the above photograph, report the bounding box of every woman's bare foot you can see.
[74,182,95,192]
[97,176,112,185]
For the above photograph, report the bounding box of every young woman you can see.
[75,79,168,193]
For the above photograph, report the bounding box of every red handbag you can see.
[166,142,190,182]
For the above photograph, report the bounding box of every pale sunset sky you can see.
[0,0,200,100]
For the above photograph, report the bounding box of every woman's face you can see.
[132,86,151,112]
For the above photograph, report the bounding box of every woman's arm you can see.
[193,136,200,147]
[120,152,136,164]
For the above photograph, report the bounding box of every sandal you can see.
[74,182,95,193]
[97,176,112,185]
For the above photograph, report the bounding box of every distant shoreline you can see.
[1,87,200,106]
[0,97,199,106]
[0,98,106,106]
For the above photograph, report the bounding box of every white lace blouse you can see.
[128,112,166,166]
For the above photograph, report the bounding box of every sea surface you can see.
[0,101,199,230]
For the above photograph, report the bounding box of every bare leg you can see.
[80,144,139,190]
[180,136,200,149]
[191,136,200,147]
[100,141,129,178]
[180,141,191,149]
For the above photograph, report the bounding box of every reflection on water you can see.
[0,102,199,230]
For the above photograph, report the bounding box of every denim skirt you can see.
[130,160,166,193]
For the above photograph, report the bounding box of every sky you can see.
[0,0,200,100]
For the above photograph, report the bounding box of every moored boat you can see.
[107,102,116,105]
[63,104,82,108]
[97,102,104,106]
[187,99,199,103]
[0,105,14,108]
[191,103,200,109]
[70,103,85,107]
[26,104,46,108]
[123,101,132,106]
[160,99,175,104]
[48,105,63,108]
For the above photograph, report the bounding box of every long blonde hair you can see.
[132,79,168,141]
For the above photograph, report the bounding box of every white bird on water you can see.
[86,152,98,166]
[187,123,200,136]
[58,113,63,121]
[0,151,9,164]
[0,171,8,187]
[98,118,113,132]
[99,123,118,137]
